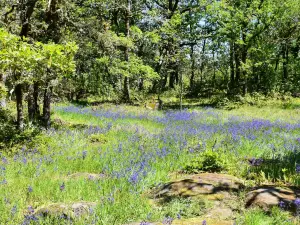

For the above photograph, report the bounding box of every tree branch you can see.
[153,0,167,10]
[2,4,18,23]
[173,0,179,11]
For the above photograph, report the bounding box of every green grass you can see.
[1,101,300,224]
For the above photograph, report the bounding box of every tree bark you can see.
[234,43,241,87]
[123,0,131,102]
[138,78,144,91]
[15,84,24,130]
[0,74,6,108]
[19,0,39,38]
[19,0,38,125]
[43,84,52,129]
[282,44,289,83]
[33,81,40,116]
[190,44,195,90]
[28,84,35,122]
[229,41,235,91]
[241,32,248,95]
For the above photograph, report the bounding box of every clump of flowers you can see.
[295,198,300,216]
[296,164,300,173]
[248,157,264,167]
[162,216,173,225]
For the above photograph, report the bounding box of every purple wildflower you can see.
[162,216,173,225]
[202,220,207,225]
[28,186,33,193]
[296,164,300,173]
[22,157,27,164]
[4,197,10,204]
[11,205,17,216]
[1,179,7,185]
[248,158,264,166]
[60,182,65,191]
[294,198,300,208]
[82,150,87,160]
[2,157,8,164]
[129,172,139,185]
[279,201,285,209]
[28,206,34,214]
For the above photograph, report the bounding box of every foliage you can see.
[183,150,226,173]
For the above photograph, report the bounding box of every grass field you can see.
[1,102,300,224]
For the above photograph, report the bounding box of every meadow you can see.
[1,102,300,224]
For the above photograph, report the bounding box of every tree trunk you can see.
[43,84,52,129]
[16,0,38,129]
[282,44,289,82]
[213,49,216,89]
[0,74,6,108]
[190,44,195,90]
[123,0,131,102]
[15,84,24,130]
[229,41,235,91]
[33,81,40,117]
[28,84,35,122]
[138,78,144,91]
[241,47,248,95]
[169,71,176,89]
[241,31,248,95]
[19,0,39,38]
[234,43,241,87]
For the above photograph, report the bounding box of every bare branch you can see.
[153,0,167,10]
[2,4,18,23]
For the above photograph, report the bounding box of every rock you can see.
[67,172,107,181]
[33,201,96,219]
[150,173,244,203]
[205,207,233,220]
[246,186,300,211]
[125,218,235,225]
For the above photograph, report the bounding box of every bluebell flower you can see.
[22,157,27,164]
[2,157,8,164]
[279,201,285,209]
[82,150,87,159]
[28,186,33,193]
[294,198,300,208]
[162,216,173,225]
[296,164,300,173]
[11,205,17,216]
[28,206,34,214]
[60,182,65,191]
[1,179,7,185]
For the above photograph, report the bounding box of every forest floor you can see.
[2,101,300,224]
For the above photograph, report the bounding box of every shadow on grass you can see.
[248,151,300,185]
[0,110,41,151]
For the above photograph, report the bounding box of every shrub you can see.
[183,150,226,173]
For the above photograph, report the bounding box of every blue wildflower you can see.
[162,216,173,225]
[296,164,300,173]
[28,206,34,214]
[11,205,17,216]
[82,150,87,160]
[28,186,33,193]
[60,182,65,191]
[279,201,285,209]
[295,198,300,208]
